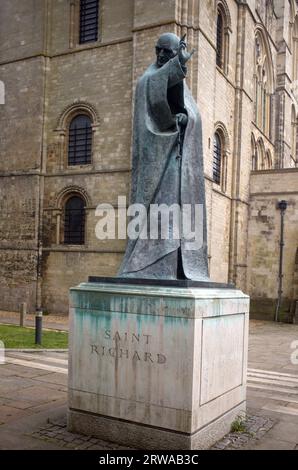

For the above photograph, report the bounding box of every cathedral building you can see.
[0,0,297,320]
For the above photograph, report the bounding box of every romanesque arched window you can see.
[213,132,222,185]
[79,0,99,44]
[216,2,231,74]
[64,196,85,245]
[254,30,274,137]
[213,125,229,191]
[55,101,99,169]
[68,114,92,165]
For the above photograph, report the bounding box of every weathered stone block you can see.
[68,281,249,449]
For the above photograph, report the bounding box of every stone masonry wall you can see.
[0,176,40,312]
[40,0,134,313]
[1,0,298,315]
[247,169,298,321]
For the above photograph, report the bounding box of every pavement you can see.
[244,320,298,450]
[0,310,69,331]
[0,319,297,450]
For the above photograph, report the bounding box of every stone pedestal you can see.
[68,281,249,449]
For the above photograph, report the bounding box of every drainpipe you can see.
[275,200,288,322]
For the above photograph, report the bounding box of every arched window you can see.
[64,196,85,245]
[68,114,92,166]
[213,126,228,191]
[251,134,258,170]
[216,10,224,68]
[264,150,272,169]
[79,0,99,44]
[254,30,274,137]
[213,132,222,185]
[55,101,99,169]
[257,138,266,170]
[216,3,231,74]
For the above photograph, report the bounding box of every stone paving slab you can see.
[265,421,298,444]
[244,437,296,450]
[17,399,68,416]
[0,376,35,393]
[33,373,68,387]
[0,405,31,425]
[0,363,61,379]
[3,384,66,405]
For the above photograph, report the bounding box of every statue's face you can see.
[155,34,179,68]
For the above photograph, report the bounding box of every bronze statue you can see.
[118,33,209,281]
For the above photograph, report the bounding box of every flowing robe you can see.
[118,55,209,280]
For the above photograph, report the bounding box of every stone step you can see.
[248,376,298,388]
[261,403,298,417]
[247,383,298,395]
[5,356,67,374]
[248,368,298,379]
[7,351,68,366]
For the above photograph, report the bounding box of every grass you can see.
[0,324,68,349]
[231,415,247,434]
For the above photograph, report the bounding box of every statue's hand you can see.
[178,34,195,66]
[176,113,188,127]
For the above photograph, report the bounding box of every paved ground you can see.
[0,319,297,450]
[0,310,68,331]
[244,320,298,450]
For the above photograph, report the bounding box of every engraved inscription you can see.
[90,329,167,364]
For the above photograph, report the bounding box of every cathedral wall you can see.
[0,57,45,172]
[50,0,134,55]
[41,251,122,314]
[0,55,45,312]
[0,0,46,63]
[45,41,133,173]
[0,175,40,313]
[1,0,298,317]
[41,36,133,312]
[247,169,298,321]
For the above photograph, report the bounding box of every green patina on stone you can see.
[164,315,189,327]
